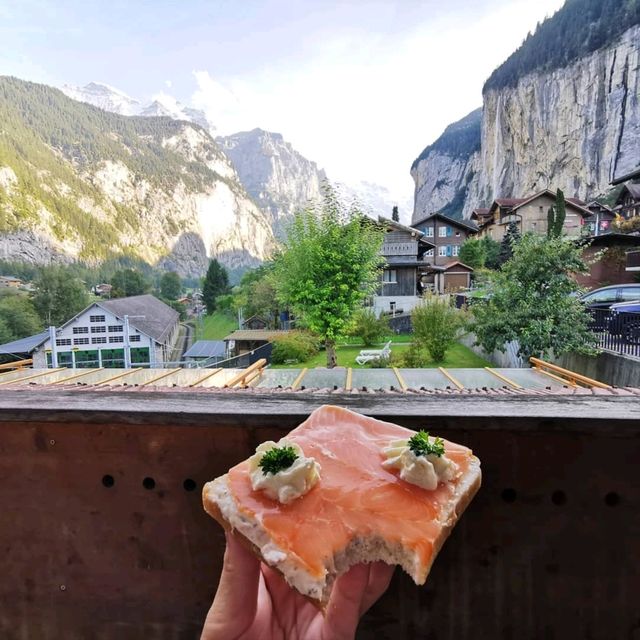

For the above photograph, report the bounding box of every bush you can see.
[271,332,320,364]
[347,308,389,346]
[411,295,465,363]
[400,343,432,367]
[367,351,403,368]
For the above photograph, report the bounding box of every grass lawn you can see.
[271,341,491,369]
[195,311,238,341]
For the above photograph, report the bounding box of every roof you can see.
[377,216,425,237]
[443,260,474,272]
[412,212,479,232]
[488,190,592,218]
[98,295,179,344]
[0,364,623,397]
[0,331,48,355]
[470,208,490,219]
[611,166,640,185]
[0,275,21,281]
[582,233,640,247]
[183,340,226,359]
[224,330,291,342]
[617,183,640,202]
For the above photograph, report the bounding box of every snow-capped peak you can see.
[61,82,142,116]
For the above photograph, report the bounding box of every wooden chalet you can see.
[471,189,591,240]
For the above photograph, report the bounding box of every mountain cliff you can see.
[217,128,326,236]
[412,0,640,222]
[0,77,274,276]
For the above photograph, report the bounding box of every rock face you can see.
[0,77,274,276]
[411,24,640,220]
[410,109,481,223]
[217,129,326,236]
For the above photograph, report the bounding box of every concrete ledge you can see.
[554,350,640,387]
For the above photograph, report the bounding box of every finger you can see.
[359,562,395,616]
[201,531,260,639]
[324,563,371,639]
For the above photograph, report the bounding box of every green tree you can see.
[347,308,389,347]
[273,184,384,367]
[160,271,182,300]
[498,221,522,265]
[391,205,399,222]
[459,237,486,270]
[0,317,13,345]
[202,259,229,315]
[32,267,90,326]
[547,188,567,239]
[110,269,150,298]
[472,234,596,360]
[0,292,43,339]
[481,236,501,270]
[411,295,465,363]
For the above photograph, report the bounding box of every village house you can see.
[33,294,180,369]
[372,215,474,316]
[613,183,640,219]
[372,217,434,315]
[410,212,476,295]
[0,275,23,288]
[584,200,616,236]
[471,189,591,240]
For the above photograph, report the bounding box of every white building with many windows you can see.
[33,295,180,369]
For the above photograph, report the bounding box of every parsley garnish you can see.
[408,430,445,458]
[258,445,299,475]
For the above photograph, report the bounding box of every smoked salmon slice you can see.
[203,405,481,608]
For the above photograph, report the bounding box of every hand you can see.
[201,531,394,640]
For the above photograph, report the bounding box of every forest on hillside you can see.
[484,0,640,91]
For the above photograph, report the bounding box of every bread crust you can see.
[203,456,481,612]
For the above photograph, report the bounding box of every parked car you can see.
[608,300,640,343]
[579,284,640,311]
[580,284,640,331]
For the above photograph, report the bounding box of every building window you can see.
[452,245,460,257]
[425,248,434,257]
[55,338,71,346]
[72,326,89,334]
[382,269,397,283]
[439,246,448,257]
[91,337,107,344]
[108,325,123,332]
[438,226,447,237]
[89,315,105,323]
[73,337,89,345]
[130,335,141,342]
[91,326,106,334]
[425,226,434,237]
[109,336,124,344]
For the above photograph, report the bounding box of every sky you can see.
[0,0,565,210]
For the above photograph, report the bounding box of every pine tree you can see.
[547,189,567,239]
[498,222,522,265]
[392,205,399,222]
[202,259,229,315]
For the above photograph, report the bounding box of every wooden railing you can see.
[0,358,32,371]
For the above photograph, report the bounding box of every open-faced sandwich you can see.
[203,405,481,609]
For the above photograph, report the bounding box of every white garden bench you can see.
[355,341,392,365]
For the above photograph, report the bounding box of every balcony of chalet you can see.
[0,360,638,639]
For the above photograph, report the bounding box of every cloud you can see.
[189,0,564,202]
[165,79,172,88]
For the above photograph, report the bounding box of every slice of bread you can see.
[202,405,481,610]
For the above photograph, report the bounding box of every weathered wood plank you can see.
[0,389,638,427]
